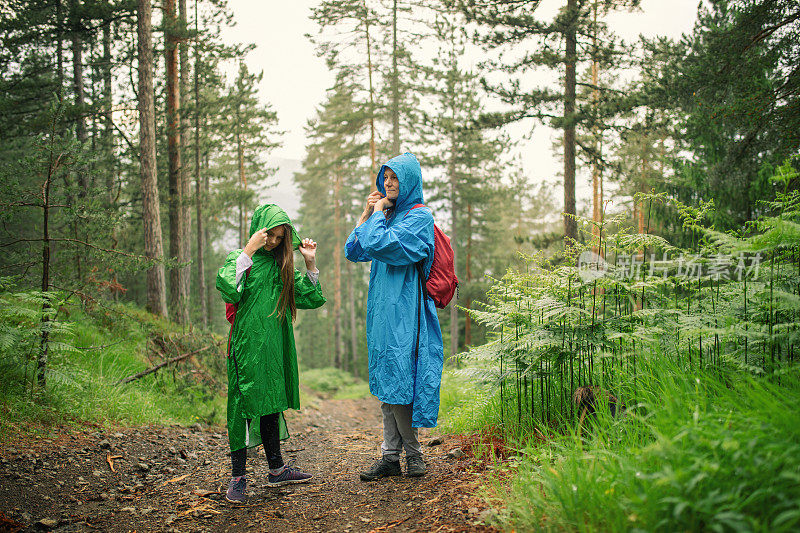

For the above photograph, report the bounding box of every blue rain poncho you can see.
[344,152,444,427]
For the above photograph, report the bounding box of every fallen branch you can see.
[106,453,123,472]
[115,346,210,385]
[368,515,411,533]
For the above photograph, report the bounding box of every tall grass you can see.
[0,286,227,439]
[443,158,800,531]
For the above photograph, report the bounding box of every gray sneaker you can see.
[360,457,402,481]
[406,455,427,477]
[225,475,247,503]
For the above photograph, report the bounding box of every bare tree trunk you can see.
[138,0,168,317]
[56,0,64,101]
[194,0,207,328]
[38,120,58,388]
[347,261,359,378]
[333,172,343,370]
[464,203,473,347]
[391,0,399,155]
[563,0,578,245]
[448,141,458,358]
[70,0,85,282]
[591,0,602,254]
[236,109,246,247]
[203,147,213,327]
[363,0,377,183]
[71,0,87,193]
[102,19,120,301]
[165,0,187,324]
[178,0,191,324]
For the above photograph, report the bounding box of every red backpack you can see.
[407,204,459,308]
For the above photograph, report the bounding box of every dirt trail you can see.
[0,395,497,532]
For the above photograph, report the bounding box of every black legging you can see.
[231,412,284,476]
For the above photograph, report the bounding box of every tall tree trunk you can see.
[56,0,64,101]
[563,0,578,245]
[204,145,213,327]
[333,172,343,370]
[165,0,186,324]
[102,19,119,301]
[138,0,168,317]
[448,120,458,358]
[194,0,207,328]
[178,0,191,324]
[102,21,113,204]
[71,0,87,194]
[347,261,359,378]
[464,203,473,347]
[236,109,246,247]
[70,0,85,282]
[591,0,602,254]
[363,0,377,183]
[391,0,399,154]
[38,123,57,388]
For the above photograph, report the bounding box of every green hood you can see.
[249,204,301,252]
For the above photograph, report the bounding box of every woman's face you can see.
[264,226,285,251]
[384,168,399,201]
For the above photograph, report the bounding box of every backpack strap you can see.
[403,204,426,218]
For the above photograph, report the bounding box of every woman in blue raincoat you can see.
[344,152,444,481]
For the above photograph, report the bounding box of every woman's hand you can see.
[374,196,393,213]
[299,238,318,271]
[243,228,268,257]
[358,191,384,226]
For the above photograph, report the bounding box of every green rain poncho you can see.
[216,204,326,451]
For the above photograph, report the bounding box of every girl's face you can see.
[264,226,284,251]
[384,168,399,200]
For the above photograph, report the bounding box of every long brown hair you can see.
[272,224,296,321]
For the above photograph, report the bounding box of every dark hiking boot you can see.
[406,455,427,477]
[267,459,313,487]
[360,457,402,481]
[225,475,247,503]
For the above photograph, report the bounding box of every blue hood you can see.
[376,152,424,212]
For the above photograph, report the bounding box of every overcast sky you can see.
[219,0,700,213]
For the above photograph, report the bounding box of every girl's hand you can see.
[244,228,268,257]
[299,238,317,270]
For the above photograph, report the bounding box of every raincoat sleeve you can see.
[294,268,326,309]
[350,209,431,266]
[216,249,245,304]
[344,228,372,263]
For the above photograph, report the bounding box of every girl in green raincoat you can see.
[216,204,326,502]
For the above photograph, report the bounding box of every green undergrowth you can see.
[0,287,228,441]
[439,359,800,532]
[300,366,370,400]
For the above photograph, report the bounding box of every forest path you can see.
[0,395,496,532]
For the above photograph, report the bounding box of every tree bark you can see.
[347,261,359,378]
[70,0,87,194]
[194,0,207,328]
[333,171,343,370]
[464,203,473,347]
[563,0,578,245]
[165,0,187,324]
[591,0,602,254]
[391,0,400,154]
[138,0,168,317]
[236,108,246,247]
[363,0,378,184]
[178,0,191,324]
[56,0,64,101]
